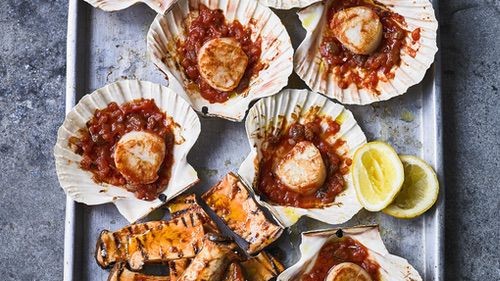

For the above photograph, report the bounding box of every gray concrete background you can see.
[0,0,498,280]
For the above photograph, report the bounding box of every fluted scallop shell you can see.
[147,0,294,121]
[83,0,176,14]
[258,0,321,10]
[294,0,438,105]
[54,80,200,223]
[278,226,422,281]
[238,89,367,227]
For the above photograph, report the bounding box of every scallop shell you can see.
[258,0,321,10]
[147,0,294,121]
[54,80,200,223]
[294,0,438,105]
[83,0,176,14]
[238,89,367,227]
[278,226,422,281]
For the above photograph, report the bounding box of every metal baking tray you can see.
[63,0,444,280]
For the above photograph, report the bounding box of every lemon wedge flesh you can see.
[352,141,404,211]
[383,155,439,218]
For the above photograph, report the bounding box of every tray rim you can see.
[62,1,444,280]
[63,0,78,280]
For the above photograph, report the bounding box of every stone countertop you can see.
[0,0,498,280]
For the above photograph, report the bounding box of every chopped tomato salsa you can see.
[320,0,411,91]
[256,117,351,208]
[178,4,263,103]
[302,237,381,281]
[69,99,175,201]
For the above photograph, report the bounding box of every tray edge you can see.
[62,0,445,280]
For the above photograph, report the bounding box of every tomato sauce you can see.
[178,5,263,103]
[69,99,175,201]
[302,237,381,281]
[256,117,351,209]
[320,0,410,92]
[411,27,421,42]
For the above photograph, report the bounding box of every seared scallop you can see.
[114,131,166,184]
[274,141,326,195]
[197,37,249,92]
[325,262,373,281]
[330,6,382,55]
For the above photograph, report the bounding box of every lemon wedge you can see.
[352,141,404,211]
[383,155,439,218]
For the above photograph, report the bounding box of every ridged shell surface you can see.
[54,80,200,223]
[238,89,367,227]
[83,0,176,14]
[277,226,422,281]
[147,0,294,121]
[294,0,438,105]
[258,0,321,10]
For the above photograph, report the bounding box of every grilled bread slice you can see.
[95,195,211,268]
[168,194,199,218]
[108,263,170,281]
[240,252,284,281]
[127,213,205,270]
[167,194,220,234]
[178,236,241,281]
[168,259,192,281]
[96,221,166,268]
[224,263,247,281]
[202,173,283,254]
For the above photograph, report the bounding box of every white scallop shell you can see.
[238,89,367,227]
[278,226,422,281]
[294,0,438,105]
[83,0,176,14]
[258,0,321,10]
[54,80,200,223]
[147,0,294,121]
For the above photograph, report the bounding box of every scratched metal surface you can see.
[64,0,443,280]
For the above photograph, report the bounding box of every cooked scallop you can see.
[330,6,382,55]
[197,37,249,92]
[114,131,166,184]
[274,141,326,195]
[325,262,373,281]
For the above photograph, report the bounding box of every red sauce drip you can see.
[69,99,175,201]
[178,5,263,103]
[302,237,381,281]
[320,0,410,92]
[411,27,421,41]
[256,118,351,208]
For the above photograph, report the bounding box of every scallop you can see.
[278,226,422,281]
[238,89,367,227]
[114,131,166,185]
[197,38,249,92]
[83,0,177,14]
[147,0,294,121]
[54,80,201,223]
[326,262,373,281]
[274,141,327,195]
[330,6,382,55]
[294,0,438,104]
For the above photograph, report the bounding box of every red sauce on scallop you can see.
[320,0,410,92]
[69,99,175,201]
[256,117,351,209]
[178,5,263,103]
[302,237,381,281]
